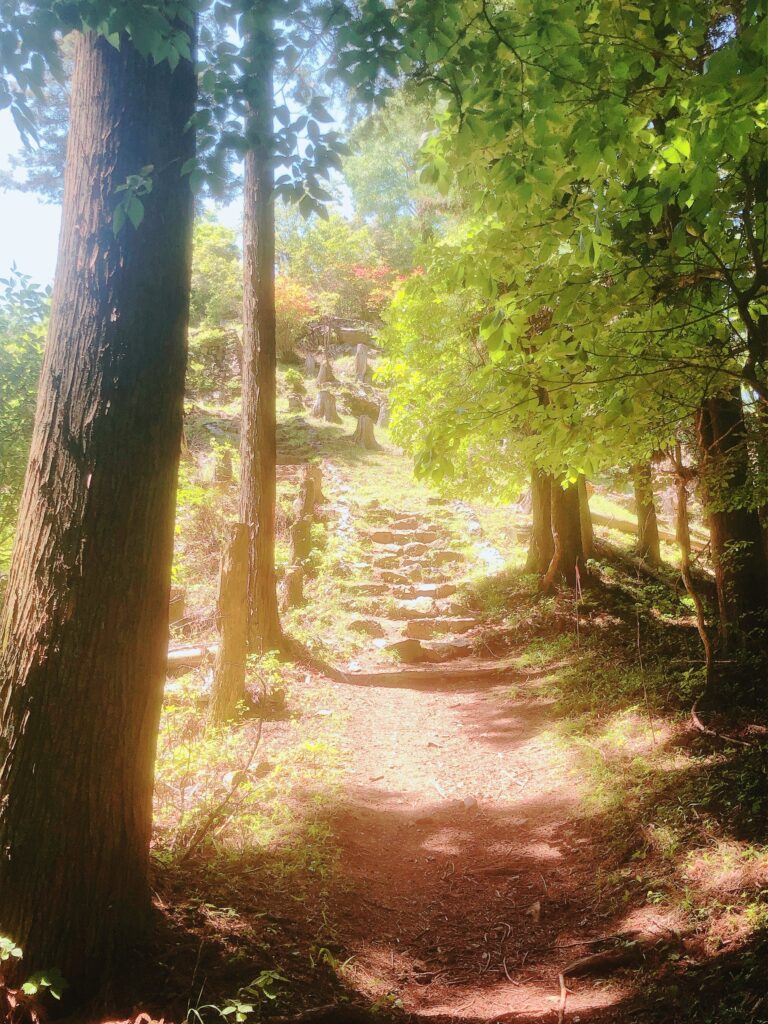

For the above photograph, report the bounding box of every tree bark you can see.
[312,389,341,423]
[316,360,336,385]
[209,523,250,724]
[351,415,381,450]
[543,481,583,589]
[632,462,661,565]
[240,8,282,653]
[526,469,554,574]
[696,393,768,645]
[577,475,594,562]
[0,30,195,992]
[355,343,368,381]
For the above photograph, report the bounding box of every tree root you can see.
[279,631,349,684]
[690,696,754,748]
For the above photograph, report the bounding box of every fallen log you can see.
[590,510,707,550]
[167,644,219,672]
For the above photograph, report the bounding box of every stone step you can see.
[405,617,479,640]
[380,597,437,620]
[382,636,474,665]
[375,570,413,586]
[350,582,389,597]
[391,582,459,601]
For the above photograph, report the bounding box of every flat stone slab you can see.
[391,583,459,601]
[405,617,479,640]
[352,582,389,597]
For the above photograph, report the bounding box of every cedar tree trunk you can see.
[209,523,250,724]
[0,31,195,991]
[696,393,768,644]
[240,8,282,652]
[632,462,661,565]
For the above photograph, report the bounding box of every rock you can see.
[386,639,430,664]
[431,550,467,566]
[387,598,436,620]
[462,796,478,810]
[373,555,401,569]
[403,541,428,556]
[370,530,394,544]
[413,531,439,544]
[424,639,474,661]
[376,570,412,586]
[405,617,478,640]
[352,582,389,597]
[349,618,386,638]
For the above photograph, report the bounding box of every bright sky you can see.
[0,110,62,284]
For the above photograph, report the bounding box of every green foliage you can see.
[379,0,768,498]
[0,934,66,1002]
[187,218,242,397]
[0,268,47,563]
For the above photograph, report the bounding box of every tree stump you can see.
[281,564,305,609]
[316,361,336,385]
[288,393,304,412]
[214,447,233,484]
[304,352,318,376]
[377,402,390,428]
[312,389,341,423]
[209,523,249,725]
[291,516,313,563]
[355,343,369,381]
[351,415,382,450]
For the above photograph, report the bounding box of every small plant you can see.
[0,936,66,1022]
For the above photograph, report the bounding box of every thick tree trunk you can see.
[240,10,282,653]
[526,469,553,574]
[577,475,594,562]
[0,31,195,992]
[543,481,583,590]
[209,523,250,724]
[696,393,768,645]
[632,462,661,565]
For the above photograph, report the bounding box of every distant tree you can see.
[0,269,48,561]
[188,217,242,398]
[0,16,196,994]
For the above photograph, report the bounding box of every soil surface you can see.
[308,501,666,1022]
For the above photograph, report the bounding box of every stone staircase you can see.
[345,506,483,665]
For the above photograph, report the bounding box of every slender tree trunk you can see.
[240,7,282,653]
[577,475,594,562]
[696,393,768,645]
[632,461,661,565]
[209,523,250,724]
[526,468,553,573]
[0,30,195,992]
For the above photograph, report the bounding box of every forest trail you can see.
[312,498,643,1022]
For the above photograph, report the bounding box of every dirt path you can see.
[315,500,638,1022]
